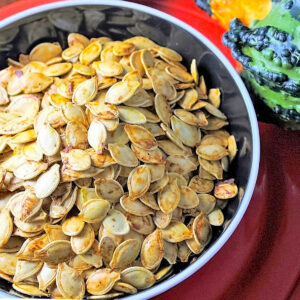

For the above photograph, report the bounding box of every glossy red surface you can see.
[0,1,300,299]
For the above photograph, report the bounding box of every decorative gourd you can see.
[223,0,300,129]
[195,0,272,28]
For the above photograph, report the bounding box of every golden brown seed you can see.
[128,165,151,199]
[120,266,156,290]
[110,239,140,269]
[141,229,164,270]
[193,213,212,246]
[161,221,192,243]
[158,178,180,214]
[62,216,85,236]
[71,223,95,255]
[189,176,214,194]
[29,42,62,62]
[80,42,102,65]
[124,124,158,150]
[87,268,120,296]
[214,179,238,199]
[113,42,135,56]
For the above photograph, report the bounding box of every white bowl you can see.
[0,1,260,299]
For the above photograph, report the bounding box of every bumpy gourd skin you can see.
[223,0,300,128]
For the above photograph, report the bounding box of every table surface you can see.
[0,0,300,299]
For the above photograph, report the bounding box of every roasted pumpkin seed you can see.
[161,221,192,243]
[71,223,95,255]
[189,175,214,194]
[37,263,57,291]
[197,194,216,214]
[193,213,212,246]
[131,144,165,164]
[13,283,49,297]
[29,42,62,62]
[214,179,238,199]
[56,263,85,299]
[157,178,180,214]
[106,81,140,105]
[35,240,73,264]
[141,229,164,270]
[81,199,110,224]
[171,115,200,147]
[120,194,153,216]
[110,239,140,269]
[121,266,155,290]
[103,209,130,236]
[73,77,97,105]
[35,163,60,198]
[128,165,151,199]
[80,42,102,65]
[95,178,124,203]
[88,119,107,154]
[154,94,172,125]
[87,268,120,296]
[62,215,85,236]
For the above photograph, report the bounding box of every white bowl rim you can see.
[0,1,260,299]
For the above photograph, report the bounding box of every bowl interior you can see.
[0,2,257,298]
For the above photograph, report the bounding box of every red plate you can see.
[1,1,300,299]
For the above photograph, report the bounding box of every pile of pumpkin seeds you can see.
[0,33,238,299]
